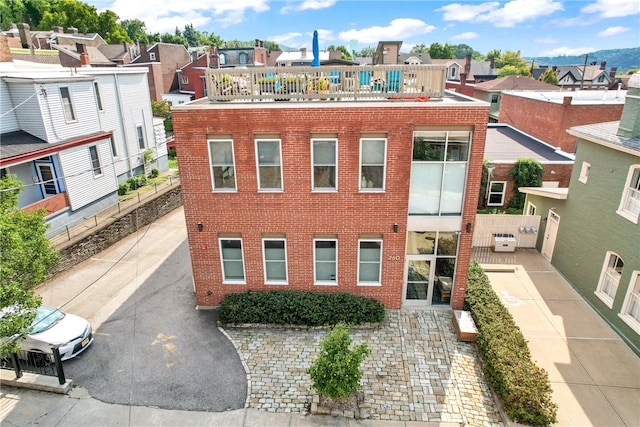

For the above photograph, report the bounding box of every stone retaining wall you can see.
[48,186,183,277]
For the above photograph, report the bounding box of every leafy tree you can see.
[539,68,558,85]
[0,0,27,29]
[121,18,148,43]
[485,49,501,62]
[496,50,527,69]
[0,175,59,357]
[263,40,280,53]
[355,46,375,57]
[428,42,454,59]
[38,0,98,34]
[327,44,352,60]
[498,65,531,77]
[182,23,198,47]
[151,100,172,131]
[453,43,482,60]
[410,43,429,54]
[508,158,544,210]
[307,323,370,401]
[97,9,130,44]
[160,32,186,46]
[197,31,224,48]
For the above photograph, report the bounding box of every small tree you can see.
[307,323,370,402]
[1,175,59,357]
[540,67,558,85]
[508,158,544,210]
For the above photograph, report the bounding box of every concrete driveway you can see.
[474,248,640,427]
[36,207,247,412]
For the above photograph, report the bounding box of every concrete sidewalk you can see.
[475,248,640,427]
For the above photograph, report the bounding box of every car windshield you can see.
[30,306,65,334]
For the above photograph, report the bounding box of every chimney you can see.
[17,23,30,49]
[552,65,557,72]
[80,52,90,66]
[460,72,467,87]
[489,58,495,69]
[609,67,617,79]
[617,73,640,138]
[76,43,87,54]
[600,61,606,70]
[67,27,78,34]
[301,47,307,57]
[52,26,63,33]
[0,34,13,63]
[209,45,219,69]
[465,54,471,75]
[255,39,260,47]
[563,96,572,105]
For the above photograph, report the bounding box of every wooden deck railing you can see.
[205,64,447,102]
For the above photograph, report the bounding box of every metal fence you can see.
[1,348,66,384]
[48,175,180,246]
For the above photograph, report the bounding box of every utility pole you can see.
[580,53,588,90]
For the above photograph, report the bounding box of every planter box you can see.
[453,310,478,342]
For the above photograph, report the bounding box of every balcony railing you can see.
[205,64,447,103]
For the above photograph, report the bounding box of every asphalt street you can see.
[37,208,247,412]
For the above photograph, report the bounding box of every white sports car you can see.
[20,306,93,363]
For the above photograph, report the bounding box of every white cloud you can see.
[539,46,594,56]
[450,32,478,41]
[581,0,640,18]
[270,32,304,47]
[437,0,563,27]
[280,0,337,14]
[534,37,558,44]
[598,26,630,37]
[105,0,269,32]
[338,18,436,44]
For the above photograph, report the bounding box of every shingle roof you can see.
[474,75,561,91]
[569,122,640,154]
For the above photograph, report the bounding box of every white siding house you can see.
[0,61,168,236]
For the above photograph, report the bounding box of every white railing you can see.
[205,64,447,102]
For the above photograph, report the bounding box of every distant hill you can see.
[525,47,639,74]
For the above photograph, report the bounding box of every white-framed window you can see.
[219,238,245,283]
[181,76,188,84]
[88,145,102,176]
[617,165,640,224]
[59,86,76,122]
[311,138,337,191]
[262,238,287,284]
[410,130,471,215]
[239,52,248,65]
[93,82,103,111]
[358,240,382,285]
[209,139,236,191]
[136,125,146,149]
[596,252,624,308]
[450,67,457,79]
[579,161,590,184]
[109,136,118,157]
[619,271,640,335]
[219,53,226,65]
[255,139,283,191]
[149,52,156,61]
[487,181,506,206]
[360,138,386,191]
[491,94,499,104]
[526,202,537,216]
[314,239,337,285]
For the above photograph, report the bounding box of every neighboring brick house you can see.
[521,73,640,355]
[127,42,190,101]
[172,65,488,310]
[532,63,613,91]
[499,90,626,153]
[473,75,561,122]
[482,124,574,209]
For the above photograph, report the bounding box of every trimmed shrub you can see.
[307,323,370,401]
[217,290,385,326]
[465,261,557,425]
[126,174,147,190]
[150,168,159,178]
[117,182,129,196]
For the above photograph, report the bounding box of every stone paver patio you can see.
[223,310,502,426]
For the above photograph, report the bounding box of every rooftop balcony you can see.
[204,64,447,103]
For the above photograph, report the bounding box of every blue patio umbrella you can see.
[311,30,320,67]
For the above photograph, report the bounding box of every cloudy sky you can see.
[86,0,639,57]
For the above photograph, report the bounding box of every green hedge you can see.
[217,290,386,326]
[465,261,557,425]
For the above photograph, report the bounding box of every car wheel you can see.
[27,351,51,367]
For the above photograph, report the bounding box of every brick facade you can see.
[500,94,624,153]
[173,102,488,310]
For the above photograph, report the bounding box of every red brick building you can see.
[499,90,625,153]
[172,66,489,310]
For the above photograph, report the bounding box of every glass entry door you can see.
[404,256,433,305]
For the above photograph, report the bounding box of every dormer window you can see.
[149,52,156,61]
